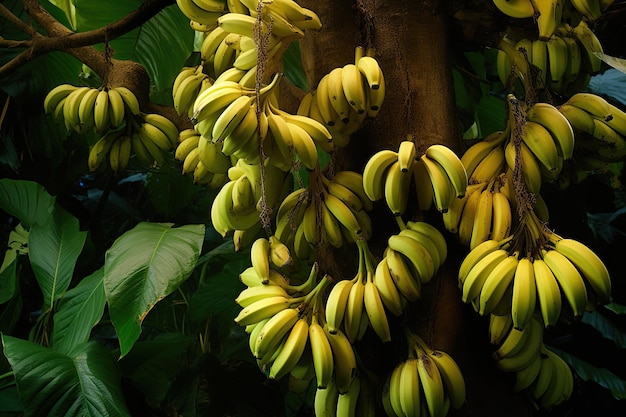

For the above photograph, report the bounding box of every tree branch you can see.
[0,0,174,78]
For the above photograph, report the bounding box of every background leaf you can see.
[581,309,626,349]
[104,222,204,357]
[0,179,55,229]
[28,205,88,310]
[51,267,106,355]
[2,336,131,417]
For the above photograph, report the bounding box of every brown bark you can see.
[298,1,532,416]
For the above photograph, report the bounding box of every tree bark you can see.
[298,1,532,416]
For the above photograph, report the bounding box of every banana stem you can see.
[394,215,407,231]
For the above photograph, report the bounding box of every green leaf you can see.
[73,1,194,98]
[104,222,205,357]
[548,346,626,400]
[47,0,77,30]
[51,267,106,355]
[581,309,626,349]
[119,333,192,407]
[283,41,308,91]
[1,223,28,276]
[28,205,88,310]
[0,179,55,229]
[0,257,18,305]
[0,383,22,414]
[1,336,131,417]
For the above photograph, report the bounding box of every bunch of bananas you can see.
[87,112,179,174]
[273,170,373,260]
[382,330,466,417]
[492,0,612,39]
[313,373,378,417]
[175,0,227,27]
[236,250,361,396]
[374,221,448,309]
[297,46,385,147]
[174,128,231,186]
[210,158,288,237]
[172,65,213,117]
[459,208,611,330]
[496,21,603,95]
[44,84,141,134]
[363,141,468,217]
[489,315,574,409]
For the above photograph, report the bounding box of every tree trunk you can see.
[298,1,533,415]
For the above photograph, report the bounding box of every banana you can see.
[539,349,573,407]
[289,121,319,170]
[139,121,173,152]
[341,62,367,114]
[212,35,238,78]
[314,379,339,417]
[546,35,569,91]
[281,112,333,151]
[562,34,582,84]
[604,102,626,136]
[531,39,549,88]
[461,248,508,303]
[565,92,613,122]
[253,306,299,360]
[326,67,351,124]
[131,131,154,166]
[495,318,543,372]
[421,153,455,213]
[494,320,530,359]
[373,257,404,317]
[323,190,362,238]
[43,84,77,114]
[489,313,513,346]
[398,229,441,271]
[336,375,361,417]
[533,258,562,327]
[522,120,562,173]
[491,190,513,242]
[406,220,448,264]
[587,118,626,162]
[93,89,111,133]
[323,179,363,212]
[558,103,595,135]
[526,102,575,160]
[511,256,537,330]
[365,64,385,117]
[363,278,391,343]
[398,358,421,417]
[108,136,123,173]
[343,276,365,343]
[513,348,543,392]
[571,19,603,74]
[174,72,206,117]
[386,362,405,417]
[356,54,383,90]
[63,86,91,132]
[418,353,446,417]
[116,134,132,173]
[469,187,494,250]
[469,145,506,184]
[212,94,253,143]
[235,284,289,307]
[553,237,611,304]
[384,160,412,216]
[321,198,344,248]
[309,319,334,389]
[143,113,179,147]
[443,187,468,234]
[458,238,503,282]
[385,249,422,302]
[478,252,519,316]
[269,318,309,380]
[412,158,435,211]
[387,234,435,284]
[531,0,563,41]
[316,73,341,127]
[397,140,417,173]
[88,130,121,172]
[492,0,535,18]
[233,294,292,326]
[250,237,271,284]
[325,279,355,335]
[531,348,555,399]
[425,144,468,198]
[77,87,100,131]
[542,248,588,318]
[176,0,223,25]
[324,326,357,394]
[192,81,245,123]
[429,349,466,410]
[569,0,603,19]
[460,133,506,179]
[362,149,398,201]
[106,87,126,128]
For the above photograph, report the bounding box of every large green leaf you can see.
[549,346,626,400]
[0,179,55,229]
[73,1,194,98]
[104,222,204,357]
[51,267,106,355]
[581,309,626,349]
[1,336,131,417]
[28,205,88,310]
[47,0,77,30]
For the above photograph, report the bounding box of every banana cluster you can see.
[273,171,373,261]
[236,252,362,397]
[298,46,385,147]
[174,128,231,186]
[363,141,468,217]
[211,158,287,237]
[459,211,611,330]
[497,21,603,95]
[87,112,179,174]
[173,65,213,118]
[175,0,226,27]
[492,0,610,40]
[382,330,466,417]
[489,316,574,409]
[44,84,141,134]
